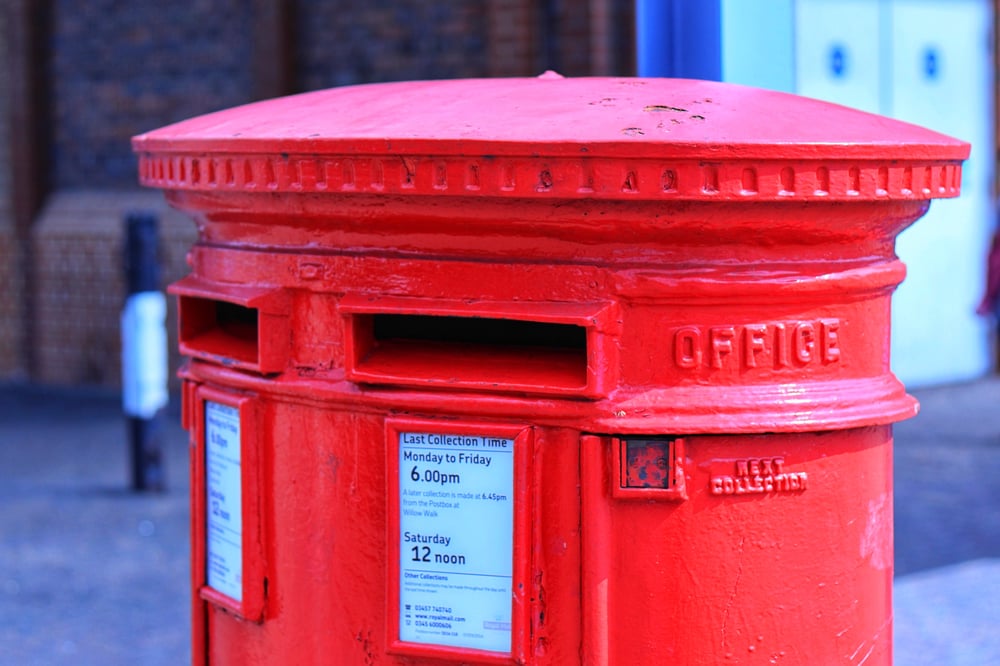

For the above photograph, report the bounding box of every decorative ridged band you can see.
[136,153,962,202]
[182,360,916,434]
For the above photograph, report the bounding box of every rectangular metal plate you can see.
[397,432,514,653]
[205,400,243,602]
[623,438,675,489]
[612,437,687,501]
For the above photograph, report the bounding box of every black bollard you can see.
[122,212,168,491]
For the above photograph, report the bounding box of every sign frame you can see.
[385,417,532,664]
[611,436,688,501]
[192,386,266,621]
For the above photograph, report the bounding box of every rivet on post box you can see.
[133,76,968,665]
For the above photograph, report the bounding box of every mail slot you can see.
[134,76,967,665]
[339,295,620,398]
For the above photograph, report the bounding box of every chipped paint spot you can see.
[860,493,892,571]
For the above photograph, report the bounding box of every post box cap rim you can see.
[132,77,969,201]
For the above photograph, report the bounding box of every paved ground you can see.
[893,377,1000,665]
[0,385,189,665]
[0,378,997,665]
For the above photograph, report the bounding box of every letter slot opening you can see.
[170,276,290,374]
[374,314,586,350]
[179,296,260,367]
[349,313,590,395]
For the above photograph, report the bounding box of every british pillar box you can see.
[133,76,968,665]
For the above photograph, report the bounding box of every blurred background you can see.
[1,0,997,391]
[0,0,635,390]
[1,0,998,664]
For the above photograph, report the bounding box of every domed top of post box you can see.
[133,76,968,202]
[134,78,972,432]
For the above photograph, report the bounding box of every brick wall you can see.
[12,0,636,387]
[544,0,633,77]
[32,191,195,387]
[0,228,20,378]
[0,6,11,226]
[47,0,630,192]
[36,0,255,385]
[553,0,593,75]
[487,0,540,76]
[0,6,22,378]
[296,0,490,90]
[50,0,255,189]
[489,0,634,79]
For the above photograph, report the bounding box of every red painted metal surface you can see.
[134,76,968,665]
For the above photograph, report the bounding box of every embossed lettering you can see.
[821,319,840,363]
[709,457,805,496]
[672,320,842,371]
[710,327,736,368]
[674,327,702,368]
[774,323,790,367]
[794,323,815,363]
[744,324,767,368]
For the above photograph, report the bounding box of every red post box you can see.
[133,76,968,665]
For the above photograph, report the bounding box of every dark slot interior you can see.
[372,314,586,351]
[180,296,259,365]
[353,313,590,393]
[215,301,259,343]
